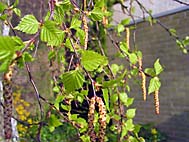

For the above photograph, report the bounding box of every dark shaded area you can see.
[157,111,189,142]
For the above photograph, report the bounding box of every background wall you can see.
[108,9,189,142]
[112,0,189,23]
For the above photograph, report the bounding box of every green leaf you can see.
[0,14,7,20]
[53,4,65,24]
[148,77,161,94]
[121,18,130,26]
[0,59,10,72]
[121,124,128,140]
[120,42,129,54]
[126,109,136,119]
[13,8,21,17]
[76,29,85,46]
[61,69,85,92]
[81,50,108,71]
[22,52,34,62]
[80,135,90,142]
[0,2,7,13]
[40,20,64,46]
[70,17,81,29]
[144,68,156,77]
[13,0,19,7]
[0,36,24,72]
[54,95,64,110]
[111,64,120,76]
[102,70,126,87]
[125,119,134,131]
[119,92,128,105]
[117,24,125,34]
[169,28,177,36]
[129,53,138,64]
[126,98,134,107]
[15,15,39,34]
[48,114,62,132]
[89,7,104,21]
[154,59,163,75]
[102,89,109,111]
[110,94,118,104]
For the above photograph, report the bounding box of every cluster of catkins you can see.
[88,96,106,142]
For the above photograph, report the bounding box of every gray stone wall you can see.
[108,10,189,142]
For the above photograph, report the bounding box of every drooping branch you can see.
[172,0,189,6]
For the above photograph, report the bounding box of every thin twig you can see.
[135,0,186,50]
[21,31,40,53]
[25,63,43,120]
[172,0,189,6]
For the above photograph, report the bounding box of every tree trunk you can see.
[0,0,19,141]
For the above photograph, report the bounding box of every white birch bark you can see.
[0,0,19,141]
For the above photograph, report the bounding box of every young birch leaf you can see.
[81,50,108,71]
[48,114,62,132]
[0,36,24,72]
[144,68,156,77]
[129,53,138,64]
[61,69,85,92]
[119,92,128,106]
[126,109,136,119]
[15,15,39,34]
[154,59,163,75]
[102,89,109,111]
[148,77,161,94]
[13,8,21,17]
[117,24,125,34]
[0,2,7,13]
[40,20,64,46]
[70,17,81,29]
[89,7,104,21]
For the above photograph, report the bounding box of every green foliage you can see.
[139,123,167,142]
[61,69,85,92]
[40,20,64,46]
[0,36,23,72]
[0,2,7,13]
[81,50,108,71]
[15,15,39,34]
[148,77,161,94]
[89,7,104,21]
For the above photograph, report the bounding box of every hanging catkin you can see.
[87,96,96,142]
[125,27,130,50]
[3,61,16,139]
[154,90,160,114]
[82,14,88,50]
[141,71,147,101]
[96,96,106,142]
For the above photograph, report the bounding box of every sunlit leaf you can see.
[0,36,23,72]
[61,69,85,92]
[126,108,136,119]
[154,59,163,75]
[144,68,156,77]
[148,77,161,94]
[13,8,21,17]
[0,2,7,13]
[81,50,108,71]
[48,114,62,132]
[15,15,39,34]
[89,7,104,21]
[70,17,81,29]
[40,20,64,46]
[102,89,109,111]
[129,53,138,64]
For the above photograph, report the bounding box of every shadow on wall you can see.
[157,111,189,142]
